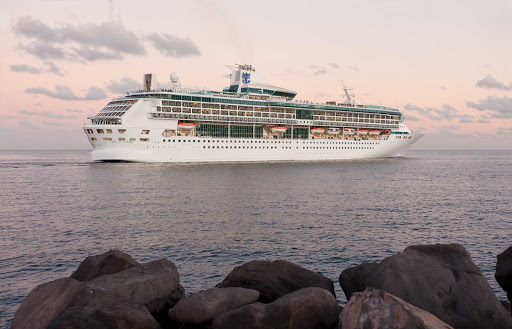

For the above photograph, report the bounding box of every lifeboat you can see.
[177,122,196,129]
[369,130,381,136]
[327,127,341,135]
[344,128,355,134]
[271,126,287,133]
[311,127,325,134]
[358,129,369,135]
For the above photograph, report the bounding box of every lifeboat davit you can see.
[344,128,355,134]
[311,127,325,134]
[369,130,381,136]
[271,126,287,133]
[327,127,341,135]
[177,122,196,129]
[358,129,369,135]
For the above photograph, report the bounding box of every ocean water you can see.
[0,150,511,328]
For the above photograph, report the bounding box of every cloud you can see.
[477,119,491,123]
[41,119,66,126]
[459,118,473,123]
[25,84,107,100]
[106,77,141,93]
[441,125,460,131]
[466,95,512,118]
[146,33,201,58]
[10,64,41,74]
[345,65,360,72]
[11,16,201,63]
[10,62,64,76]
[404,104,474,121]
[310,63,359,76]
[310,65,328,76]
[475,75,511,91]
[497,127,512,135]
[18,109,76,119]
[44,62,64,76]
[66,108,83,113]
[440,85,447,90]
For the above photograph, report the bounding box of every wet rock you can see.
[339,243,512,329]
[217,260,335,302]
[46,303,161,329]
[70,249,140,281]
[495,246,512,306]
[10,278,88,329]
[86,259,182,314]
[340,287,453,329]
[169,287,260,324]
[212,287,338,329]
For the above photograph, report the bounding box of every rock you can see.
[169,287,260,324]
[70,249,140,281]
[10,278,88,329]
[46,303,161,329]
[151,284,186,329]
[495,246,512,306]
[217,260,335,302]
[85,259,182,314]
[339,243,512,329]
[212,287,338,329]
[500,300,511,314]
[340,287,453,329]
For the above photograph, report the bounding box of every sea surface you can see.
[1,150,511,327]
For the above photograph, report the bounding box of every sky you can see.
[0,0,511,150]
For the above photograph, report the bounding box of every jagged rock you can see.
[340,287,453,329]
[169,287,260,324]
[339,243,512,329]
[46,303,161,329]
[10,278,88,329]
[217,260,335,302]
[212,287,338,329]
[496,246,512,308]
[86,259,182,314]
[70,249,140,281]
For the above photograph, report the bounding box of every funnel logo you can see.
[242,72,251,84]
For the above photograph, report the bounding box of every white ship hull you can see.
[86,124,423,163]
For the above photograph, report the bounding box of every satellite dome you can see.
[170,72,180,83]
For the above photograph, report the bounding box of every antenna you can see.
[341,80,354,105]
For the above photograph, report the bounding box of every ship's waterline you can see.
[83,64,423,162]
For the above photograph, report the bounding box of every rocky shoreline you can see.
[10,244,512,329]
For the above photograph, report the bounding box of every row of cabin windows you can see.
[199,145,375,150]
[162,139,380,145]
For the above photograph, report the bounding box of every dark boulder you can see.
[86,259,182,314]
[10,278,88,329]
[212,287,338,329]
[339,243,512,329]
[47,303,161,329]
[70,249,140,281]
[340,287,453,329]
[495,246,512,306]
[169,287,260,324]
[217,260,335,302]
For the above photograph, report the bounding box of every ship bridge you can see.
[223,64,297,100]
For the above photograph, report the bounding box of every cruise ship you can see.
[84,64,423,162]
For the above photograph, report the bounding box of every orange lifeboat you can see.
[271,126,287,133]
[358,129,369,135]
[311,127,325,134]
[369,129,381,136]
[177,121,196,129]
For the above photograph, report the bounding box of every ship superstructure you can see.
[84,64,422,162]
